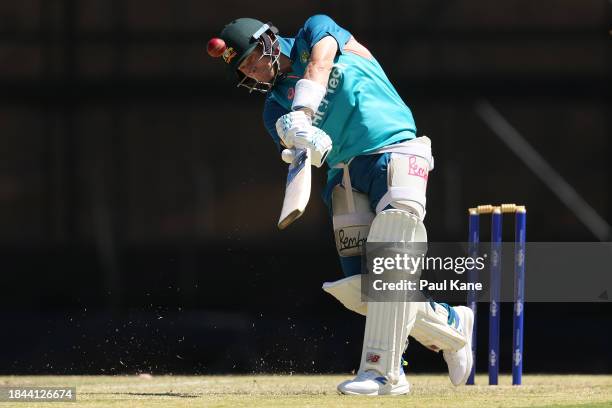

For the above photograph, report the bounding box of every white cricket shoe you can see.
[337,369,410,396]
[442,305,474,386]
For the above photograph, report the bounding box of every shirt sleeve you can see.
[263,94,290,152]
[300,14,351,53]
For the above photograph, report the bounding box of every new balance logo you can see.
[366,353,381,363]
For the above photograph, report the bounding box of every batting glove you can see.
[275,111,311,147]
[283,125,332,168]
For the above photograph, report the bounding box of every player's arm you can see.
[274,36,337,167]
[275,15,350,167]
[293,36,337,117]
[291,14,350,117]
[303,36,337,86]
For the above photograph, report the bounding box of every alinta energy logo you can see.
[312,63,345,127]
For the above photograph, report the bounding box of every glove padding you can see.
[276,111,332,168]
[280,126,332,168]
[275,111,311,141]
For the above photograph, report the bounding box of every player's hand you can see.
[275,111,311,145]
[283,126,332,168]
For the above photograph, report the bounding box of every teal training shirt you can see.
[263,15,416,180]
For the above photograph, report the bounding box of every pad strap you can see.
[373,140,434,169]
[333,213,375,230]
[376,186,427,214]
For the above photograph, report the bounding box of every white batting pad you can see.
[375,136,433,218]
[322,275,367,315]
[323,275,466,352]
[358,209,424,383]
[332,185,374,257]
[410,302,467,352]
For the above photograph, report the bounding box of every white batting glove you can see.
[275,111,311,147]
[283,126,332,168]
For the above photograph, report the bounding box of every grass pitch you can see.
[0,374,610,407]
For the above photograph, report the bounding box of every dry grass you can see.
[0,374,611,407]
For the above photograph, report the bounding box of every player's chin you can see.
[263,68,275,82]
[255,74,274,83]
[249,73,268,83]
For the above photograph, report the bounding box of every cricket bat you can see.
[277,148,311,229]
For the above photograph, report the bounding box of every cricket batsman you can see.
[207,15,474,395]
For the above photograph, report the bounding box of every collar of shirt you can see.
[275,36,302,84]
[277,36,294,60]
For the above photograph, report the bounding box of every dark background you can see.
[0,1,610,375]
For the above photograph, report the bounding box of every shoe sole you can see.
[338,384,410,396]
[337,380,410,396]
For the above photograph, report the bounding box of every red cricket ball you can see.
[207,38,226,58]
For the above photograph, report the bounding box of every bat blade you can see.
[277,148,311,230]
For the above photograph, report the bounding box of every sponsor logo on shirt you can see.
[312,64,345,126]
[300,51,310,64]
